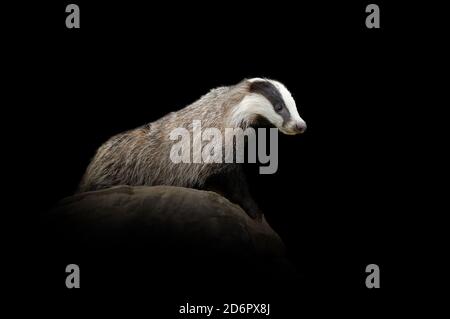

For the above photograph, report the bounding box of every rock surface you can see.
[49,185,295,280]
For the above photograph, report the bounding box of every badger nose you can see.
[296,121,307,134]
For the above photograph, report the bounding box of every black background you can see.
[6,0,441,317]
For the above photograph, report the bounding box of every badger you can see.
[79,78,306,219]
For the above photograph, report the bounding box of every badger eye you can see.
[275,104,283,112]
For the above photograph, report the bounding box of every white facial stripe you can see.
[231,78,306,134]
[230,93,283,128]
[247,77,266,83]
[267,80,304,124]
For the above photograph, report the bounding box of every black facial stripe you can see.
[249,80,291,124]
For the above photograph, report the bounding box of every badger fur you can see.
[79,78,306,219]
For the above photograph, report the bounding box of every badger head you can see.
[231,78,307,135]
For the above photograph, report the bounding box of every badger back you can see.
[78,82,250,192]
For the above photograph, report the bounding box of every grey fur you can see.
[79,78,287,218]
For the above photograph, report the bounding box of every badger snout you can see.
[288,120,307,135]
[280,120,307,135]
[295,120,307,134]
